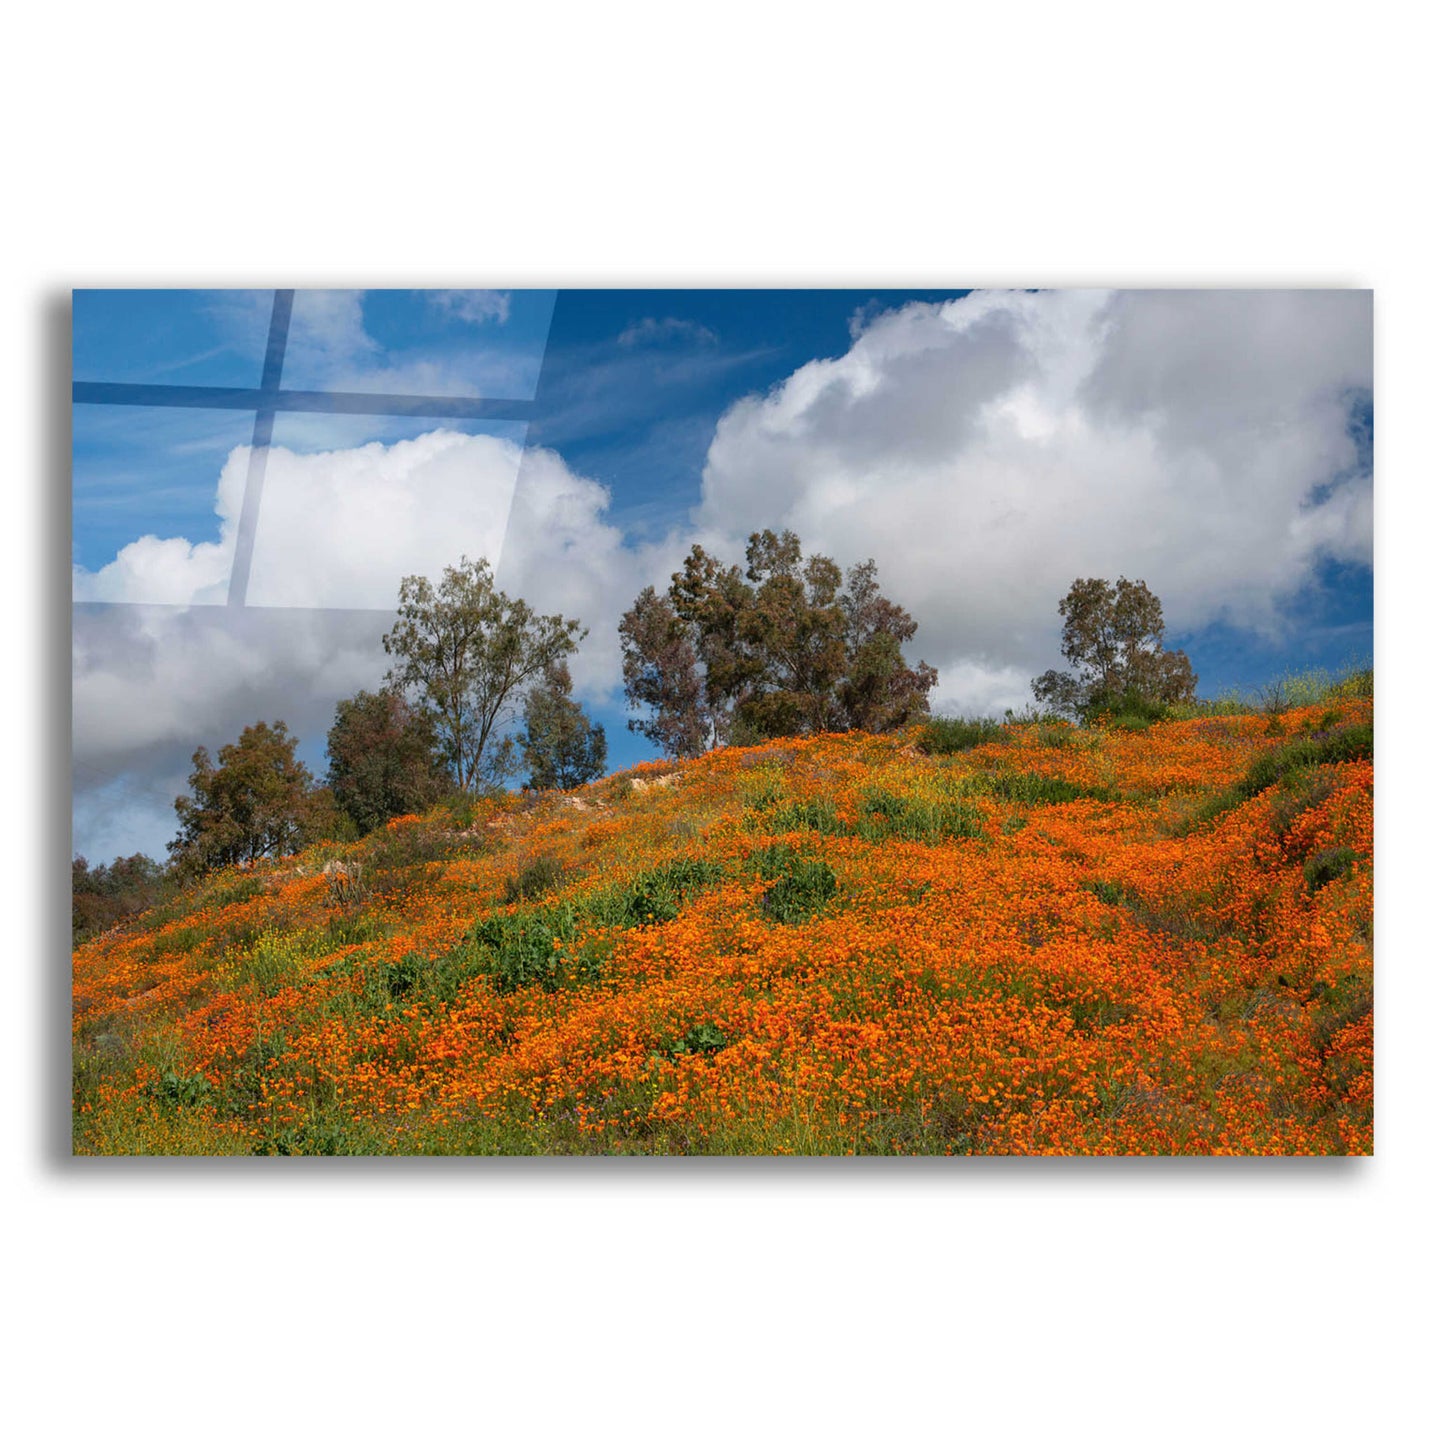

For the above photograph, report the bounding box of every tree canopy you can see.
[168,720,326,874]
[1031,576,1197,719]
[620,530,936,756]
[326,687,452,835]
[517,661,608,791]
[72,853,176,944]
[382,557,585,792]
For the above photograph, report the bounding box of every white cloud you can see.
[429,290,512,326]
[284,289,379,379]
[697,289,1372,709]
[278,290,536,397]
[618,316,720,348]
[75,430,531,610]
[928,658,1038,720]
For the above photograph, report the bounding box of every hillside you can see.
[72,694,1373,1155]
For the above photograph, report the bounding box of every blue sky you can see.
[72,287,1373,863]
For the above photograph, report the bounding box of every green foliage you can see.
[503,855,568,904]
[379,952,427,1000]
[659,1022,729,1056]
[1081,879,1126,906]
[261,1121,375,1157]
[768,798,847,835]
[856,788,984,842]
[975,772,1101,806]
[1304,846,1359,892]
[517,661,607,791]
[326,687,451,836]
[1238,723,1373,799]
[150,1069,212,1107]
[621,530,936,755]
[918,716,1005,754]
[468,905,582,994]
[72,852,178,944]
[168,721,326,876]
[623,859,725,925]
[1032,577,1196,720]
[1082,689,1172,728]
[750,845,838,924]
[383,555,585,792]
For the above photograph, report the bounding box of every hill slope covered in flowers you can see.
[73,694,1373,1155]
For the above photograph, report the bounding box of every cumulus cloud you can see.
[72,603,395,860]
[74,430,526,609]
[697,289,1372,712]
[72,431,648,859]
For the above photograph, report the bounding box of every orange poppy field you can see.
[72,694,1373,1155]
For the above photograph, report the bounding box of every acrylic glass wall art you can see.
[72,288,1373,1155]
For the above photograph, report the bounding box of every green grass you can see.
[502,854,567,903]
[622,858,725,925]
[973,772,1106,806]
[918,716,1005,754]
[1238,722,1373,798]
[748,844,839,924]
[856,788,985,843]
[767,798,848,835]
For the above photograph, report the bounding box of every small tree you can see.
[836,558,938,733]
[517,662,608,791]
[618,585,717,759]
[383,557,585,792]
[72,853,176,943]
[1031,577,1197,719]
[326,688,451,835]
[619,529,936,755]
[169,721,322,874]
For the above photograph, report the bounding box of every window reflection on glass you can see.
[72,405,255,606]
[247,416,532,610]
[279,289,556,399]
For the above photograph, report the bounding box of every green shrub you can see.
[150,1069,212,1107]
[1239,723,1373,799]
[1304,846,1359,892]
[751,846,838,924]
[623,858,725,925]
[1082,690,1171,728]
[918,716,1004,755]
[856,788,984,843]
[503,854,567,903]
[1035,723,1075,749]
[977,773,1101,806]
[768,799,847,835]
[468,904,582,994]
[660,1021,729,1056]
[1081,880,1125,906]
